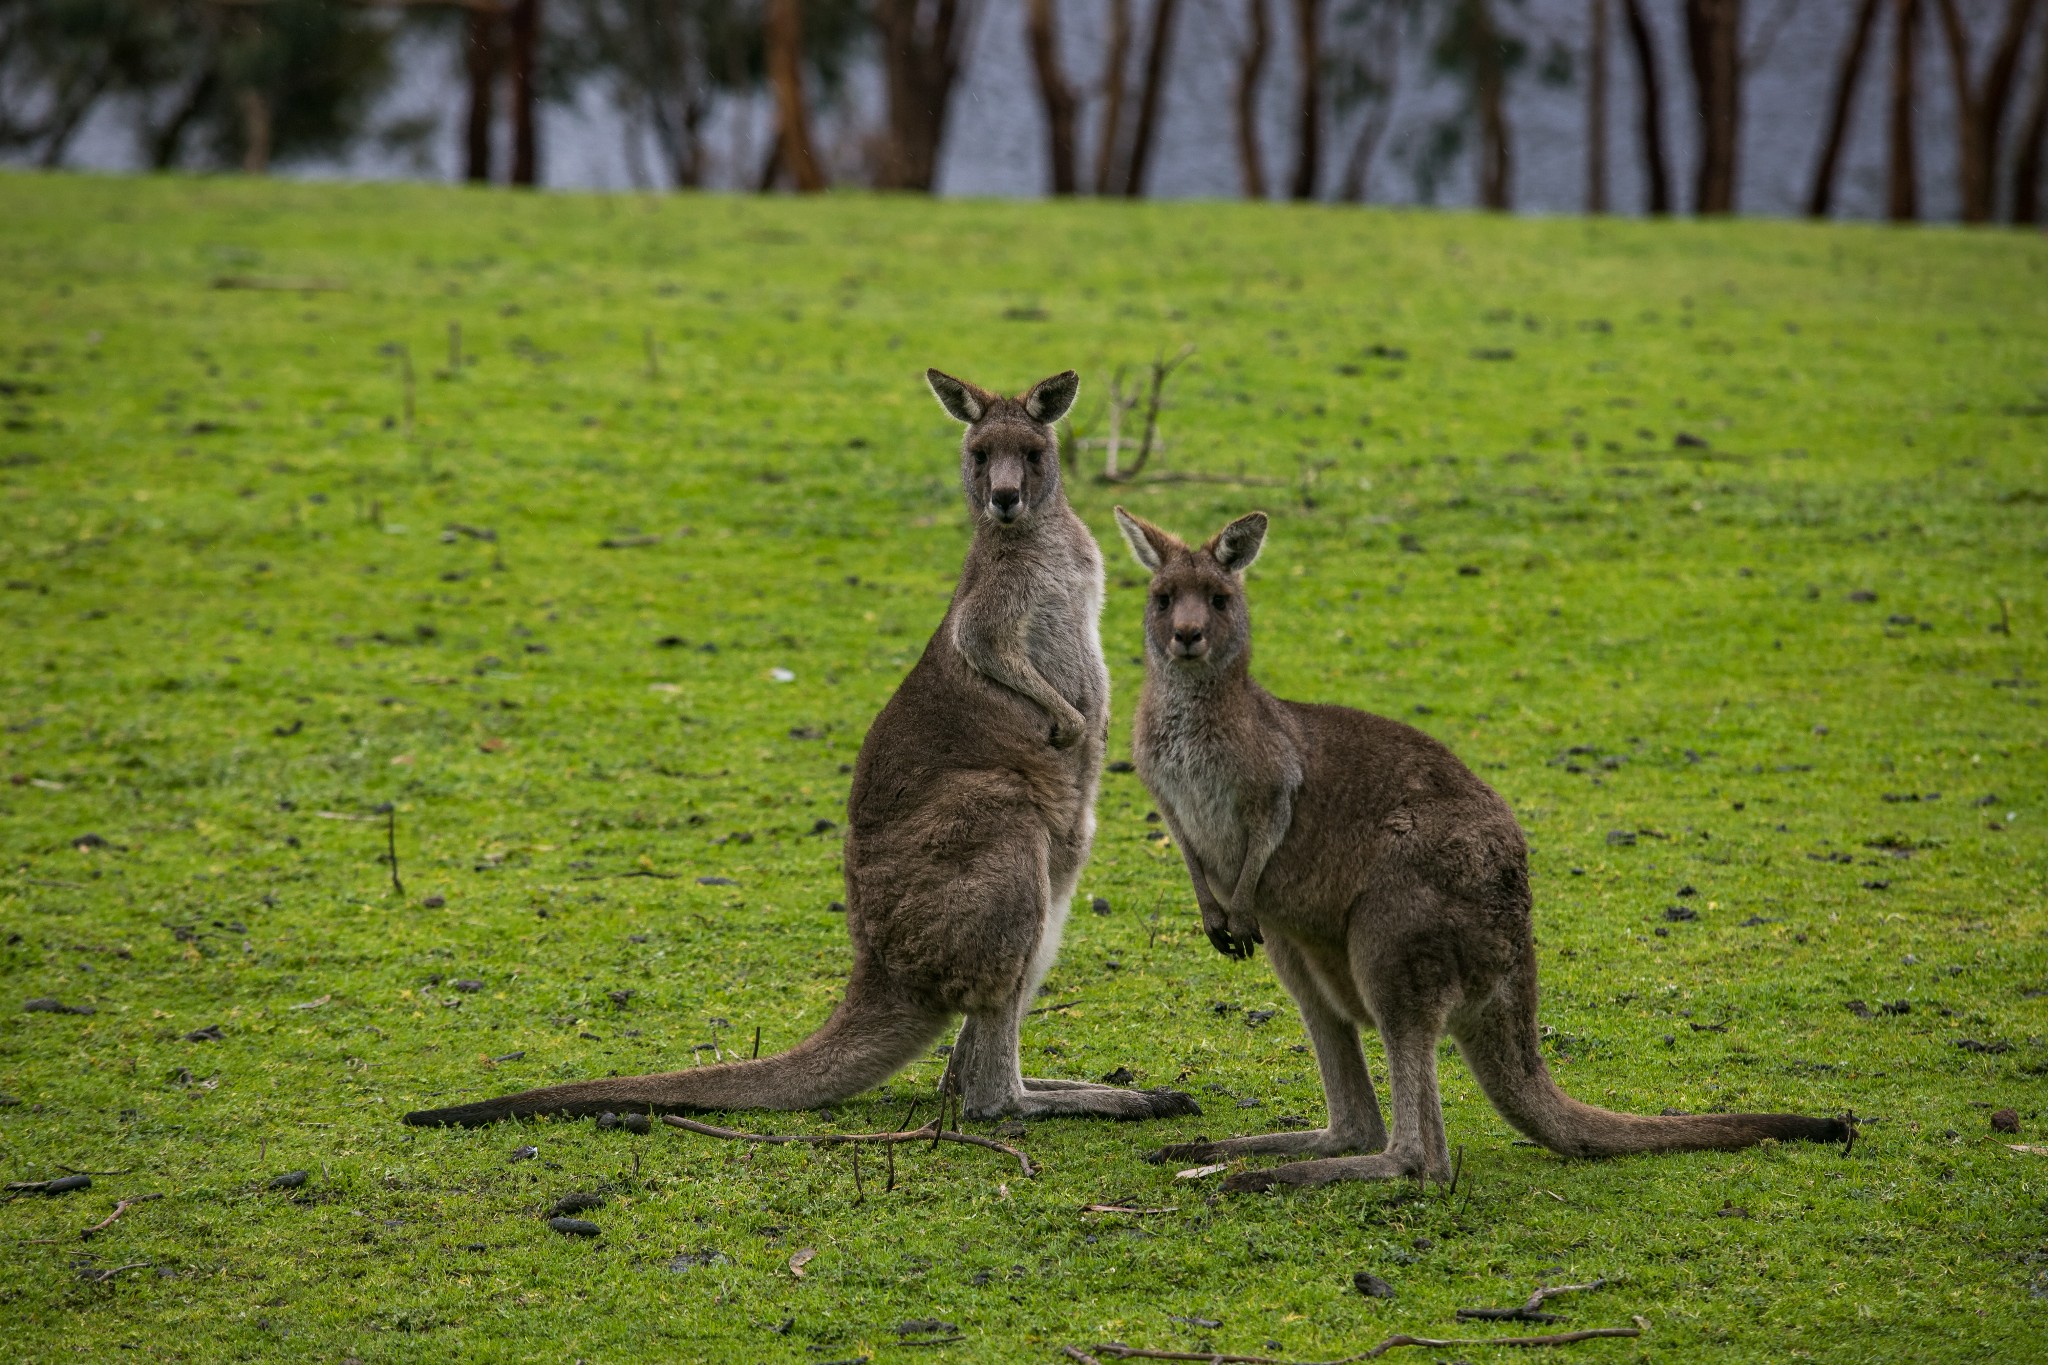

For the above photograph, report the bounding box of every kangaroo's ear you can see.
[1022,369,1080,425]
[1113,506,1178,573]
[1210,511,1269,574]
[926,369,989,424]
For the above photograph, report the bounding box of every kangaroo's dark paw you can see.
[1222,1167,1280,1194]
[1205,925,1257,960]
[1146,1139,1218,1165]
[1139,1088,1202,1120]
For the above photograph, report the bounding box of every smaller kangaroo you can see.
[401,372,1197,1128]
[1113,507,1850,1191]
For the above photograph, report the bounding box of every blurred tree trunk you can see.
[766,0,825,190]
[1123,0,1181,195]
[1889,0,1919,220]
[1685,0,1742,213]
[509,0,539,186]
[1620,0,1670,213]
[1933,0,2039,223]
[1587,0,1608,213]
[1093,0,1132,193]
[465,4,499,183]
[149,67,218,170]
[2013,32,2048,222]
[1806,0,1882,217]
[1288,0,1320,199]
[35,63,113,169]
[1027,0,1079,194]
[238,89,272,175]
[1472,0,1510,210]
[1235,0,1271,199]
[876,0,968,192]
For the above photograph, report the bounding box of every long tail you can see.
[402,965,947,1128]
[1454,957,1850,1157]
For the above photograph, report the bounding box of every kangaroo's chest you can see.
[1022,561,1108,720]
[1139,720,1250,877]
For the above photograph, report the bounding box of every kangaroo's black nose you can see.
[991,488,1022,513]
[1173,626,1203,646]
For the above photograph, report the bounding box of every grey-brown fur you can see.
[1112,507,1848,1191]
[398,372,1197,1128]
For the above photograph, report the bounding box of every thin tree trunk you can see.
[1620,0,1671,213]
[36,69,111,170]
[1933,0,2040,223]
[1027,0,1079,194]
[1806,0,1882,216]
[1336,94,1393,202]
[508,0,539,186]
[1587,0,1609,213]
[464,4,498,183]
[1123,0,1181,196]
[1093,0,1132,194]
[1473,0,1511,210]
[1288,0,1320,199]
[1889,0,1920,220]
[875,0,966,192]
[1685,0,1743,214]
[149,66,216,170]
[765,0,825,191]
[1235,0,1271,199]
[2014,30,2048,222]
[238,88,271,175]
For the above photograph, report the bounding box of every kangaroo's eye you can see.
[1153,593,1171,612]
[1211,595,1230,611]
[971,449,988,465]
[1025,449,1042,466]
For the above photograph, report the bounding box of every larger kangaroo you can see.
[401,372,1198,1127]
[1113,507,1848,1191]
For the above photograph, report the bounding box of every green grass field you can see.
[0,172,2044,1363]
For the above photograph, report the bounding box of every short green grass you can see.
[1,173,2044,1363]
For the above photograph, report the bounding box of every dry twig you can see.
[1457,1277,1607,1324]
[1074,1328,1641,1363]
[1097,345,1195,483]
[80,1193,162,1240]
[663,1114,1036,1178]
[76,1261,151,1284]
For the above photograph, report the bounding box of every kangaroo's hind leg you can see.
[951,830,1196,1122]
[1222,885,1459,1192]
[1150,928,1386,1164]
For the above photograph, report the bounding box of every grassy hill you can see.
[0,172,2043,1362]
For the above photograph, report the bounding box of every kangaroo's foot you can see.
[969,1085,1199,1121]
[1220,1146,1446,1193]
[1145,1125,1382,1166]
[1020,1076,1141,1093]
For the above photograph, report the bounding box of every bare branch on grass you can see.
[1097,345,1195,483]
[80,1193,162,1240]
[1457,1277,1608,1324]
[662,1113,1036,1178]
[1071,1327,1642,1362]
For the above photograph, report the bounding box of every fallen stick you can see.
[1063,1349,1106,1365]
[1457,1277,1608,1324]
[76,1261,151,1284]
[1078,1328,1642,1363]
[1082,1204,1176,1215]
[81,1193,162,1240]
[663,1114,1036,1179]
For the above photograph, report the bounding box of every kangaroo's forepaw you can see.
[1204,923,1257,960]
[1139,1088,1202,1120]
[1146,1139,1220,1165]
